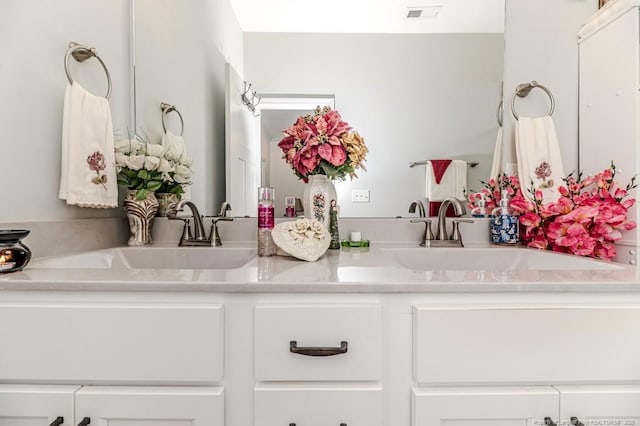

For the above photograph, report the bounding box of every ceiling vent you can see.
[406,5,443,19]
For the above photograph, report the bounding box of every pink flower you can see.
[318,143,347,166]
[87,151,106,171]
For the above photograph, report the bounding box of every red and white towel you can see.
[425,160,467,216]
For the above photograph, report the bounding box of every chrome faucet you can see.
[434,197,473,247]
[408,199,426,218]
[170,200,210,246]
[218,201,231,217]
[209,201,233,246]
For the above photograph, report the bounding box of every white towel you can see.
[515,116,565,203]
[425,160,467,201]
[161,130,191,200]
[59,82,117,208]
[490,126,503,180]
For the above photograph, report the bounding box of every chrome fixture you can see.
[241,81,261,117]
[409,160,479,168]
[209,202,233,247]
[160,102,184,135]
[410,218,434,247]
[408,199,426,218]
[170,200,210,246]
[426,197,474,247]
[511,80,555,120]
[64,42,112,99]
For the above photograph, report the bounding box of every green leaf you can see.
[138,169,149,180]
[147,181,162,192]
[135,189,149,200]
[117,178,129,187]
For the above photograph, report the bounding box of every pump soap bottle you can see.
[490,190,519,244]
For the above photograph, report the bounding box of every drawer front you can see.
[255,386,383,426]
[412,387,559,426]
[0,303,224,383]
[413,306,640,384]
[255,304,382,381]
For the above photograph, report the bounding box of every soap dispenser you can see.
[490,190,519,245]
[471,194,487,218]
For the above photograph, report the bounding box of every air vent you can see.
[406,5,443,19]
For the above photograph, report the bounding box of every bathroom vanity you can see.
[1,241,640,426]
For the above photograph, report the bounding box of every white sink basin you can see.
[30,246,257,270]
[383,247,625,271]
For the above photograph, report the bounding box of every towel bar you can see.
[64,42,112,99]
[409,160,479,168]
[510,80,555,120]
[161,102,184,136]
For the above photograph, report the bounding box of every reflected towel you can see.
[59,82,117,208]
[490,126,503,180]
[515,116,565,203]
[425,159,467,205]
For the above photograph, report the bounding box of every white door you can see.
[0,384,79,426]
[558,385,640,426]
[75,387,224,426]
[412,387,559,426]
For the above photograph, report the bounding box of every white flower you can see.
[175,164,193,179]
[129,140,145,155]
[158,158,175,173]
[114,138,133,154]
[144,156,161,171]
[146,143,165,157]
[114,152,127,167]
[125,155,145,171]
[179,156,193,167]
[309,220,325,236]
[174,174,190,184]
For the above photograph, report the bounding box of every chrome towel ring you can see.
[64,42,112,99]
[161,102,184,136]
[510,80,555,120]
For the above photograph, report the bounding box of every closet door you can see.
[412,387,559,426]
[0,384,79,426]
[75,387,224,426]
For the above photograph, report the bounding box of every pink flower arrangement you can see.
[467,173,522,213]
[277,106,368,181]
[510,163,637,260]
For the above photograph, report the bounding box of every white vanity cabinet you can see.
[0,385,78,426]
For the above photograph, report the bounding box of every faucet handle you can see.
[451,219,474,243]
[410,218,434,246]
[168,216,193,241]
[207,216,234,247]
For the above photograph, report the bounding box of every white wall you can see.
[134,0,243,215]
[0,0,131,222]
[502,0,597,175]
[244,33,504,217]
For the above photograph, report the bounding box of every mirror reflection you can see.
[133,0,505,218]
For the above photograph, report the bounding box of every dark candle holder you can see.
[0,230,31,273]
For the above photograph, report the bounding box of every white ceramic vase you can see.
[303,175,337,230]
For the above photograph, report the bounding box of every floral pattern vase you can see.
[156,193,180,217]
[303,175,337,231]
[123,190,158,246]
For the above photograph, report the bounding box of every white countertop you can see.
[1,243,639,293]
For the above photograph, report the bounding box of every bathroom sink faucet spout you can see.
[436,197,466,240]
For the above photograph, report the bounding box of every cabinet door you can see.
[0,384,79,426]
[558,386,640,426]
[412,387,559,426]
[75,387,223,426]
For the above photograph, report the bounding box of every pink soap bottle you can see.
[258,187,277,257]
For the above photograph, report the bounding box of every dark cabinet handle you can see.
[545,417,557,426]
[571,417,584,426]
[49,417,64,426]
[77,418,90,426]
[289,341,348,357]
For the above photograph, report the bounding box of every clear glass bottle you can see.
[471,194,487,218]
[285,196,296,217]
[490,190,519,245]
[258,187,277,256]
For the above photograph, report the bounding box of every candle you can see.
[0,251,16,271]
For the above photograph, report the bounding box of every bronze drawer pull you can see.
[289,340,348,357]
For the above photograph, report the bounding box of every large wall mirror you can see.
[132,0,505,218]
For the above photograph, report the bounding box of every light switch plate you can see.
[352,189,370,203]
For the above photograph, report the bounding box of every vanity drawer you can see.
[254,385,383,426]
[255,304,382,381]
[413,306,640,384]
[0,303,224,383]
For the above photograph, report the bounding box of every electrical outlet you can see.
[351,189,370,203]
